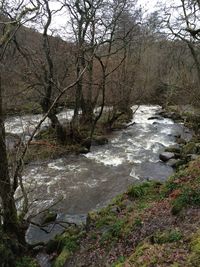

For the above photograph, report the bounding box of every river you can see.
[5,105,191,245]
[5,105,191,249]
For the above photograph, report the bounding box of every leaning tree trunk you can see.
[0,75,19,235]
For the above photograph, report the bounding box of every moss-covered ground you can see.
[49,156,200,267]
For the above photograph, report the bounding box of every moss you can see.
[0,228,18,267]
[20,101,43,114]
[111,256,126,267]
[52,227,85,266]
[182,142,197,155]
[53,248,71,267]
[127,181,162,201]
[165,146,181,154]
[55,228,82,253]
[42,211,57,225]
[163,180,180,196]
[171,196,186,215]
[35,127,56,141]
[96,214,116,229]
[133,217,143,227]
[170,263,180,267]
[111,194,124,206]
[152,229,182,244]
[16,257,38,267]
[100,230,114,244]
[114,263,124,267]
[0,243,15,267]
[171,188,200,215]
[46,227,84,264]
[110,219,126,238]
[128,242,150,265]
[98,218,126,243]
[187,230,200,266]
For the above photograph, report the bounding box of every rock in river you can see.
[159,152,175,162]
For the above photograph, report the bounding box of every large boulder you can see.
[159,152,175,162]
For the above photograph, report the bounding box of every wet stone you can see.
[159,152,175,162]
[26,214,87,246]
[165,144,181,154]
[148,116,163,120]
[36,252,51,267]
[25,222,65,246]
[167,159,179,168]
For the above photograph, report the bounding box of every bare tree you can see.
[12,0,74,144]
[164,0,200,103]
[63,0,137,147]
[0,0,39,239]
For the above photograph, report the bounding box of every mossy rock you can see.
[41,211,57,225]
[182,142,197,155]
[53,248,71,267]
[165,145,181,154]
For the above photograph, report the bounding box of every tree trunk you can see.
[0,75,19,235]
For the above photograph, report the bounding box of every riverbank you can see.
[42,106,200,266]
[4,105,200,266]
[62,157,200,267]
[20,155,200,267]
[6,107,133,165]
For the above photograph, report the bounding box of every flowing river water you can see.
[5,105,192,246]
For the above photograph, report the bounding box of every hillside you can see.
[0,17,74,115]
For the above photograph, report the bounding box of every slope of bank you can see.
[3,105,200,267]
[6,154,200,267]
[55,156,199,267]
